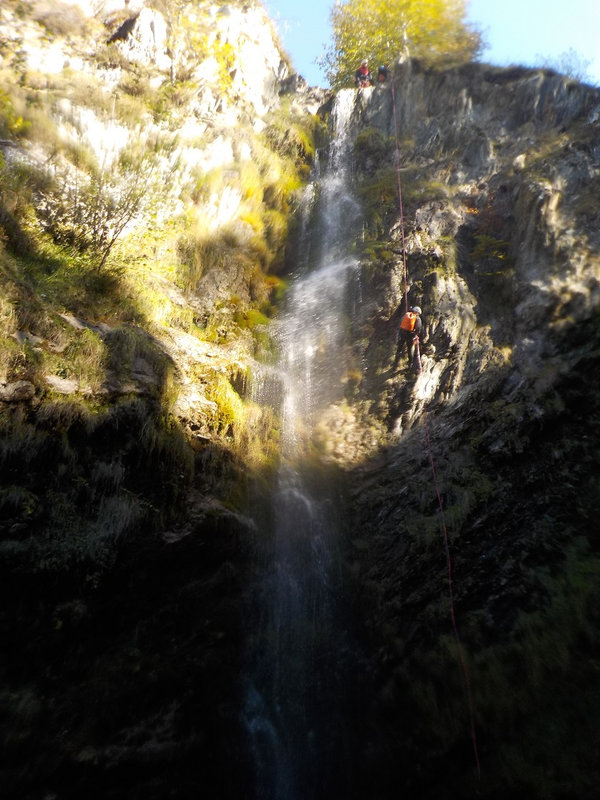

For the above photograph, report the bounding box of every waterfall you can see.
[244,90,362,800]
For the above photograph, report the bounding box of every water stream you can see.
[244,90,362,799]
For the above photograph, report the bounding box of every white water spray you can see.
[244,91,362,799]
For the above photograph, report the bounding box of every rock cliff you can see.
[1,5,600,800]
[331,60,600,799]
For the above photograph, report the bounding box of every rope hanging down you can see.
[425,421,482,786]
[390,80,409,315]
[390,75,482,792]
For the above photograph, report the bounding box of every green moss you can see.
[204,373,245,439]
[263,208,288,251]
[240,309,270,329]
[212,37,236,93]
[353,127,395,174]
[355,166,399,236]
[360,241,396,262]
[470,233,512,269]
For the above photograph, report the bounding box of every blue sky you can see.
[262,0,600,88]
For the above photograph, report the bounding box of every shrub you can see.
[31,1,89,38]
[118,70,152,100]
[35,131,179,269]
[0,88,29,138]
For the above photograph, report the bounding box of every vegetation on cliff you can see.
[0,9,321,792]
[325,0,482,89]
[0,0,323,470]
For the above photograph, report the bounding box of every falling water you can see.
[244,90,362,800]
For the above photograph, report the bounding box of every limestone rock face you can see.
[100,1,288,117]
[315,62,600,462]
[0,1,293,167]
[0,0,318,429]
[109,7,170,72]
[210,2,288,116]
[0,380,36,401]
[313,62,600,797]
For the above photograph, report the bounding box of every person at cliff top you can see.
[377,65,389,83]
[393,306,423,370]
[355,59,373,88]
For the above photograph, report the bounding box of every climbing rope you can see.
[390,73,482,792]
[425,420,482,787]
[390,80,409,315]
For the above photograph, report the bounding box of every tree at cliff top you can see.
[324,0,482,88]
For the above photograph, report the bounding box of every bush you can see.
[31,1,89,38]
[0,88,29,138]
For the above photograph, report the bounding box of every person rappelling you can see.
[355,59,373,88]
[377,65,389,83]
[392,306,422,371]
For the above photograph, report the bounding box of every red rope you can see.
[424,416,482,789]
[390,80,409,314]
[391,75,482,792]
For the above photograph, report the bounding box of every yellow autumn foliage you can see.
[325,0,483,89]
